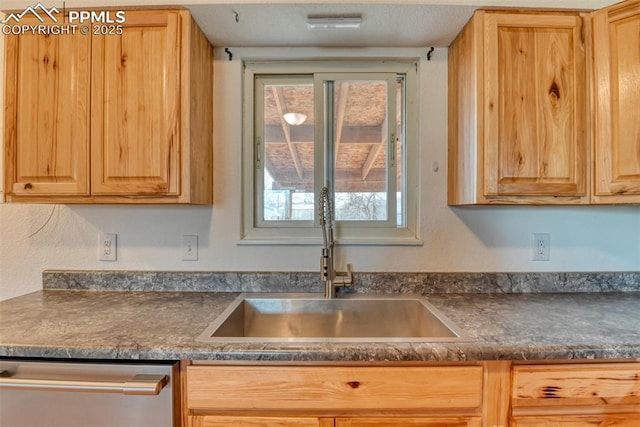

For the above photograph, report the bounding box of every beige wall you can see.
[1,46,639,301]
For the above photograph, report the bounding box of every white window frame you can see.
[241,60,420,245]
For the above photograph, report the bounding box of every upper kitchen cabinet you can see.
[592,0,640,204]
[448,11,588,205]
[3,14,91,198]
[3,10,213,204]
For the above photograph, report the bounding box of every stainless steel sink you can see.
[197,293,467,343]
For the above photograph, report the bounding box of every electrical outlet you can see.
[182,235,198,261]
[99,233,117,261]
[532,233,550,261]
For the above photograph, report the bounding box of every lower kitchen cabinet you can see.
[511,415,640,427]
[183,361,640,427]
[335,417,481,427]
[190,417,480,427]
[510,363,640,426]
[184,364,488,427]
[189,416,334,427]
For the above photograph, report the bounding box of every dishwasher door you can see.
[0,359,177,427]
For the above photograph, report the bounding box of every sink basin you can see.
[197,293,467,343]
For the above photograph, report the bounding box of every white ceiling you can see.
[187,3,478,47]
[1,0,619,48]
[185,0,618,48]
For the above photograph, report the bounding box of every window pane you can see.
[261,80,314,221]
[332,80,390,221]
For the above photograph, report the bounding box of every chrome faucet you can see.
[319,186,352,298]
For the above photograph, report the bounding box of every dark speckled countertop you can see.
[1,289,639,362]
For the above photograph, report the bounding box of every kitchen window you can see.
[242,60,419,244]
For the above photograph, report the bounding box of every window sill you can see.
[237,237,424,246]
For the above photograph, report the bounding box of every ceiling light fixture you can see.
[307,16,362,30]
[283,112,307,126]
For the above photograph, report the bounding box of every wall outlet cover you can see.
[99,233,117,262]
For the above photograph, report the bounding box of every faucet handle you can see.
[334,263,353,287]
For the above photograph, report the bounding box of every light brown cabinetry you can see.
[184,364,489,427]
[190,417,334,427]
[183,361,640,427]
[511,363,640,426]
[448,11,588,205]
[592,0,640,203]
[3,14,91,198]
[335,418,481,427]
[511,416,640,427]
[449,1,640,205]
[4,10,213,204]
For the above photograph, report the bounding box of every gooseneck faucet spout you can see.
[319,186,352,298]
[319,186,334,294]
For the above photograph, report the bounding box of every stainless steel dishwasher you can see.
[0,359,178,427]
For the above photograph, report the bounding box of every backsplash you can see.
[43,270,640,294]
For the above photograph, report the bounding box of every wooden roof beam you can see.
[271,86,304,180]
[334,82,350,164]
[362,115,387,181]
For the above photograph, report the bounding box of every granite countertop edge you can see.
[1,343,639,363]
[1,289,639,363]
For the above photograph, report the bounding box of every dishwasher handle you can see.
[0,371,169,395]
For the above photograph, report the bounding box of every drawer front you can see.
[187,365,483,412]
[512,363,640,407]
[189,416,334,427]
[335,417,482,427]
[512,415,640,427]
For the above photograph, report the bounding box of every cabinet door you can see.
[4,15,90,197]
[483,13,587,197]
[336,417,481,427]
[189,416,334,427]
[512,415,640,427]
[592,0,640,203]
[91,11,181,196]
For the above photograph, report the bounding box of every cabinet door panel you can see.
[513,415,640,427]
[336,417,481,427]
[512,363,640,408]
[190,416,334,427]
[484,14,587,197]
[4,16,90,196]
[91,11,181,195]
[593,0,640,201]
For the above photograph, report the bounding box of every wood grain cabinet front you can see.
[3,10,213,204]
[448,10,588,205]
[511,363,640,426]
[184,364,487,427]
[449,0,640,205]
[511,415,640,427]
[183,361,640,427]
[335,417,482,427]
[3,14,91,198]
[190,416,334,427]
[190,417,482,427]
[592,0,640,204]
